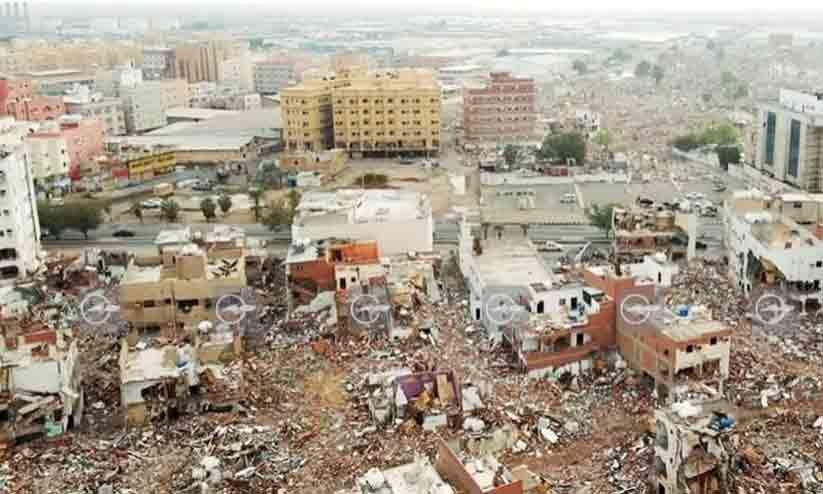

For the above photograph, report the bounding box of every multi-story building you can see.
[612,206,697,262]
[292,189,433,256]
[25,116,106,183]
[141,46,176,80]
[171,40,231,84]
[157,79,190,110]
[187,81,220,108]
[16,69,95,96]
[0,117,41,283]
[94,62,143,97]
[281,78,335,152]
[333,68,441,155]
[724,189,823,301]
[252,58,296,95]
[754,89,823,192]
[63,85,126,136]
[463,72,537,144]
[120,82,166,134]
[211,93,261,112]
[0,78,65,122]
[282,67,442,155]
[218,51,253,93]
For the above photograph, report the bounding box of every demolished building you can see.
[613,206,697,262]
[654,398,736,494]
[0,323,82,449]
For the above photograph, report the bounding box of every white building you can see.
[218,56,253,93]
[63,85,126,136]
[755,89,823,192]
[95,62,144,97]
[0,118,42,283]
[724,189,823,301]
[142,46,175,80]
[252,60,296,95]
[292,189,433,256]
[120,82,166,134]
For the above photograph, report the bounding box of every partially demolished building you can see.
[725,190,823,301]
[654,398,736,494]
[613,206,696,262]
[118,239,246,425]
[0,323,82,449]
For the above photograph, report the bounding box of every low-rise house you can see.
[278,149,347,178]
[0,323,82,447]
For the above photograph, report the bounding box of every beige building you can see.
[158,79,190,110]
[282,67,442,155]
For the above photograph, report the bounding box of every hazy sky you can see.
[32,0,823,14]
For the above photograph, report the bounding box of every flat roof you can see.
[165,107,238,121]
[296,189,429,225]
[658,319,729,342]
[474,242,554,288]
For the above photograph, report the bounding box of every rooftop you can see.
[473,241,554,289]
[295,189,430,226]
[155,227,191,246]
[164,107,238,121]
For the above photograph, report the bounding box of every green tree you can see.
[217,194,232,215]
[672,134,702,152]
[538,132,586,165]
[652,65,665,85]
[572,60,588,75]
[133,203,143,224]
[716,145,742,168]
[733,84,748,100]
[700,123,739,146]
[594,129,612,150]
[635,61,651,77]
[503,144,519,166]
[249,187,263,220]
[200,197,217,222]
[37,202,67,240]
[263,199,295,231]
[161,199,180,223]
[587,204,616,239]
[721,71,737,86]
[67,204,104,240]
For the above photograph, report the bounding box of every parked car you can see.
[398,156,415,165]
[140,198,163,209]
[560,193,577,204]
[192,180,214,192]
[537,240,564,252]
[112,229,136,238]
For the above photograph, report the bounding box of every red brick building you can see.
[463,72,537,143]
[0,79,65,122]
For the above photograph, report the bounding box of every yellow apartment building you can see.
[282,67,442,155]
[125,150,177,181]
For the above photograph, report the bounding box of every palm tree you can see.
[217,194,232,216]
[161,199,180,223]
[200,197,217,222]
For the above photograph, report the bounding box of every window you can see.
[764,111,776,166]
[710,337,718,345]
[817,261,823,268]
[686,345,695,353]
[788,119,801,178]
[794,202,803,208]
[576,333,584,346]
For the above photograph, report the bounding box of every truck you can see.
[153,182,174,198]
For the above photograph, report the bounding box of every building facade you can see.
[142,47,176,80]
[0,118,41,283]
[253,59,296,95]
[463,72,537,143]
[282,67,442,155]
[120,82,166,134]
[755,89,823,192]
[158,78,190,110]
[26,116,106,182]
[171,40,231,84]
[63,86,126,136]
[0,78,65,122]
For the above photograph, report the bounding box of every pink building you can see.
[0,78,65,122]
[26,116,106,182]
[463,72,537,143]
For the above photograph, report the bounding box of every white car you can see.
[685,192,705,201]
[560,193,577,204]
[537,240,564,252]
[140,198,163,209]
